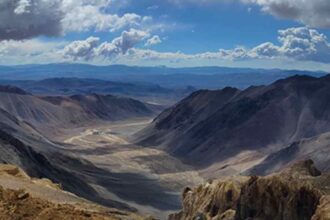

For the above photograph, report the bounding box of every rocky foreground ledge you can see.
[169,160,330,220]
[0,164,153,220]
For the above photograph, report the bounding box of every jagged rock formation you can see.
[312,196,330,220]
[169,160,330,220]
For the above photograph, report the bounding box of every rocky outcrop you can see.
[0,164,147,220]
[169,177,248,220]
[312,196,330,220]
[0,186,119,220]
[170,160,330,220]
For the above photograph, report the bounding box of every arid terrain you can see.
[2,0,330,218]
[54,118,204,218]
[0,84,206,219]
[0,75,330,220]
[0,164,147,220]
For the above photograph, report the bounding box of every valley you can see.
[55,118,204,218]
[0,85,200,219]
[2,1,330,218]
[0,74,330,219]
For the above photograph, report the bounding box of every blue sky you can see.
[1,0,330,71]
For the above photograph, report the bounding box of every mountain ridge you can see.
[135,74,330,176]
[0,64,326,89]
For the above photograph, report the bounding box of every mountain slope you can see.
[0,87,179,216]
[0,85,29,95]
[246,131,330,175]
[0,87,157,130]
[0,110,135,211]
[135,75,330,173]
[0,164,145,220]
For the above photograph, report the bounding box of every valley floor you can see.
[53,118,204,219]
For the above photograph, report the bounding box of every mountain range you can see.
[0,63,326,89]
[0,85,159,134]
[1,73,330,219]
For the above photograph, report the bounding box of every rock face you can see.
[236,176,320,220]
[136,75,330,174]
[312,196,330,220]
[169,160,330,220]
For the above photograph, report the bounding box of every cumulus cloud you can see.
[125,27,330,64]
[7,26,330,65]
[63,29,150,60]
[61,27,330,64]
[61,1,150,33]
[250,27,330,63]
[195,27,330,63]
[145,35,162,46]
[0,0,150,41]
[0,0,63,40]
[243,0,330,28]
[62,37,100,61]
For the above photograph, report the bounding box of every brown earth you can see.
[0,164,149,220]
[0,186,118,220]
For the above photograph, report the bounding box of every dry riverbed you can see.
[56,118,204,219]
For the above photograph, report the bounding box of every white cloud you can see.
[126,27,330,64]
[0,0,151,41]
[127,48,191,61]
[0,0,63,40]
[0,39,66,64]
[250,27,330,63]
[61,1,149,33]
[97,29,150,58]
[3,26,330,66]
[145,35,162,46]
[243,0,330,28]
[62,37,100,61]
[62,29,150,60]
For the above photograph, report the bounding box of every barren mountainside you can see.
[0,87,167,215]
[136,75,330,174]
[0,87,157,129]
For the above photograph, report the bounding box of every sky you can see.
[1,0,330,71]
